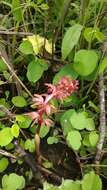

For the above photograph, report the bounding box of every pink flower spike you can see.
[54,76,78,101]
[25,111,39,121]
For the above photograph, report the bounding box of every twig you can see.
[0,43,22,95]
[14,141,62,185]
[0,44,33,98]
[0,105,13,117]
[14,140,43,185]
[0,30,33,36]
[0,149,16,159]
[95,74,106,173]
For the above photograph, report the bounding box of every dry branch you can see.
[95,74,106,172]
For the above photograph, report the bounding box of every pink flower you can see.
[32,94,56,116]
[43,118,54,127]
[55,77,78,101]
[31,76,78,126]
[25,111,38,121]
[45,76,78,101]
[32,94,44,108]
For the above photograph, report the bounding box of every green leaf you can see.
[84,27,104,43]
[89,131,99,147]
[0,59,8,72]
[3,71,10,80]
[12,96,27,107]
[0,128,13,147]
[40,124,50,138]
[27,59,48,83]
[61,179,81,190]
[99,56,107,74]
[82,65,98,81]
[63,93,80,107]
[0,157,9,173]
[2,173,25,190]
[88,101,100,113]
[16,115,26,122]
[47,136,58,144]
[43,160,53,169]
[11,124,20,138]
[95,30,104,42]
[82,171,102,190]
[17,115,32,129]
[12,0,23,22]
[67,130,82,150]
[43,182,59,190]
[40,3,49,10]
[53,63,78,84]
[5,143,14,150]
[60,109,75,136]
[84,27,95,42]
[83,134,91,147]
[85,118,95,131]
[70,111,87,130]
[73,50,98,76]
[62,24,83,60]
[24,139,35,153]
[19,40,34,54]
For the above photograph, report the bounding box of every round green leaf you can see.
[60,109,75,136]
[82,65,98,81]
[53,63,78,84]
[73,50,98,76]
[47,136,58,144]
[11,124,20,138]
[43,182,59,190]
[82,171,102,190]
[85,118,95,131]
[24,139,35,153]
[2,173,25,190]
[17,116,32,129]
[67,130,82,150]
[70,111,87,130]
[89,131,99,147]
[0,157,9,173]
[12,96,27,107]
[0,128,13,147]
[61,179,81,190]
[19,40,34,54]
[27,59,47,83]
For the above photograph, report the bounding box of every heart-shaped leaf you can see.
[73,50,98,76]
[67,130,82,150]
[0,128,13,147]
[82,171,102,190]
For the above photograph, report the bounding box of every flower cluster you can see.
[27,76,78,127]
